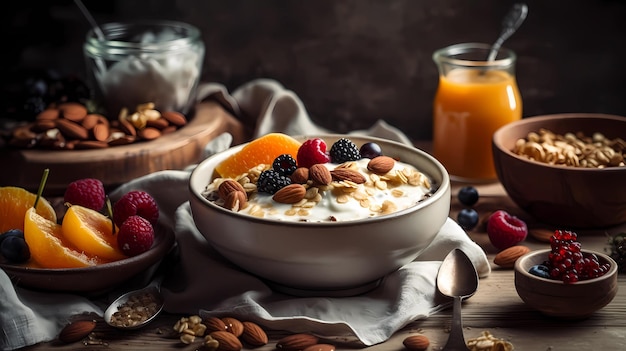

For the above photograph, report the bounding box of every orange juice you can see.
[433,56,522,181]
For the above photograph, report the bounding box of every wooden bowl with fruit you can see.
[514,230,618,319]
[492,113,626,228]
[0,179,175,294]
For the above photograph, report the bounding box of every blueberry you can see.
[456,208,479,230]
[528,264,551,279]
[457,186,479,206]
[359,142,383,159]
[0,229,24,245]
[0,235,30,263]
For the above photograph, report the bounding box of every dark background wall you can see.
[4,0,626,140]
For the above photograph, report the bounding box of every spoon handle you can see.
[442,297,470,351]
[487,3,528,61]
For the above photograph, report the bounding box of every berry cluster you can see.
[456,186,480,230]
[544,230,610,283]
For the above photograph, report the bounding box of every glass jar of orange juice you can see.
[433,43,522,182]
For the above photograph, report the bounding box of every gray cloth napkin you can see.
[0,79,490,350]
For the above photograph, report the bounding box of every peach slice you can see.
[23,207,104,268]
[62,205,126,261]
[0,186,57,233]
[215,133,302,178]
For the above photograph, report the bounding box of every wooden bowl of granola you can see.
[492,114,626,228]
[189,134,450,295]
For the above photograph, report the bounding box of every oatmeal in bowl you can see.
[188,134,450,293]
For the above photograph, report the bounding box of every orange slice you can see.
[23,208,104,268]
[62,205,126,261]
[0,186,57,233]
[215,133,302,178]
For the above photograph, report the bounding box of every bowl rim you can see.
[493,113,626,173]
[189,133,451,227]
[514,248,618,285]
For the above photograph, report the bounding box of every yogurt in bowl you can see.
[188,134,450,295]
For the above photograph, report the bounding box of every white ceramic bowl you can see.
[189,135,451,294]
[515,248,618,319]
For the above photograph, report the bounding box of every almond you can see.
[36,108,60,121]
[204,316,228,333]
[330,168,366,184]
[222,317,244,337]
[303,344,336,351]
[224,190,247,211]
[290,167,310,184]
[241,321,268,346]
[81,113,102,129]
[162,110,188,126]
[55,118,89,140]
[403,334,430,351]
[138,127,161,140]
[273,184,307,204]
[367,155,395,174]
[309,164,332,185]
[529,228,554,243]
[276,333,319,351]
[58,102,88,122]
[92,123,110,141]
[58,320,96,344]
[210,330,242,351]
[494,245,531,268]
[218,179,246,200]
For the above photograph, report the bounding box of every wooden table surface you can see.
[18,132,626,350]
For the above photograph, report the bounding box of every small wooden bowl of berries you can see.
[514,230,618,319]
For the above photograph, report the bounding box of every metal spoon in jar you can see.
[487,3,528,61]
[103,277,164,330]
[437,249,479,351]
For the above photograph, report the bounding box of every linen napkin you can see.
[0,79,490,350]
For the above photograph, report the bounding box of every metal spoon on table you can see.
[487,3,528,61]
[103,276,165,330]
[437,249,479,351]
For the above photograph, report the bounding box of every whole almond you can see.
[240,321,269,346]
[222,317,244,337]
[309,164,332,185]
[138,127,161,140]
[210,330,242,351]
[276,333,319,351]
[74,140,109,149]
[81,113,102,129]
[32,119,56,132]
[494,245,531,268]
[529,228,554,243]
[367,156,395,174]
[403,335,430,351]
[58,320,96,344]
[218,179,246,200]
[330,168,366,184]
[224,190,247,211]
[303,344,336,351]
[92,123,110,141]
[36,108,60,121]
[146,117,170,130]
[58,102,87,122]
[290,167,310,184]
[162,110,188,126]
[55,118,89,140]
[273,184,307,204]
[205,316,228,333]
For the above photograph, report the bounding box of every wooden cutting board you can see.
[2,101,248,196]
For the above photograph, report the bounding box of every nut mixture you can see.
[466,331,514,351]
[6,102,187,150]
[203,159,432,221]
[172,315,270,350]
[109,292,161,328]
[513,129,625,168]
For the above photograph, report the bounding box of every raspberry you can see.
[113,190,159,227]
[117,215,154,256]
[297,138,331,168]
[272,154,298,176]
[329,138,361,163]
[257,170,291,194]
[64,178,106,211]
[486,210,528,250]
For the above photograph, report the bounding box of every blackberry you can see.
[329,138,361,163]
[272,154,298,176]
[257,170,291,194]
